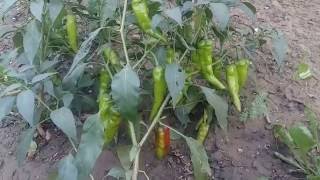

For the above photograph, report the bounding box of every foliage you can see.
[240,92,268,122]
[0,0,287,179]
[273,108,320,179]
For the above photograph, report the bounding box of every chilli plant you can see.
[0,0,287,179]
[273,108,320,180]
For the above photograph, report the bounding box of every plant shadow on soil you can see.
[1,0,320,179]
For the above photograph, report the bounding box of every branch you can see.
[120,0,130,64]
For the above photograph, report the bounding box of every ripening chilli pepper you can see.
[103,47,119,66]
[155,127,170,159]
[99,70,121,145]
[131,0,167,42]
[226,64,241,112]
[197,109,209,144]
[197,40,226,90]
[149,66,166,121]
[66,13,78,52]
[236,59,250,89]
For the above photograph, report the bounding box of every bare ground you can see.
[0,0,320,179]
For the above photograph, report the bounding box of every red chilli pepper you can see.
[155,127,170,160]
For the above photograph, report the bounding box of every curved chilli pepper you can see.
[131,0,166,42]
[197,110,209,144]
[103,47,119,66]
[226,64,241,112]
[197,40,226,90]
[166,48,175,64]
[149,66,166,121]
[99,70,121,145]
[155,127,170,159]
[66,13,78,52]
[236,59,250,89]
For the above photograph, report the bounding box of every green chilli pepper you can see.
[131,0,167,42]
[197,40,226,90]
[103,47,119,66]
[226,64,241,112]
[236,59,250,89]
[66,13,78,52]
[149,66,166,121]
[99,70,121,145]
[166,48,175,64]
[197,109,209,144]
[155,126,170,159]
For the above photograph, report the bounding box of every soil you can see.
[1,0,320,180]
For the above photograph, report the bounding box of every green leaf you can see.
[305,108,318,144]
[273,124,294,148]
[30,0,44,22]
[64,28,102,80]
[289,124,316,153]
[0,25,16,38]
[308,176,320,180]
[50,107,77,141]
[75,114,104,180]
[100,0,118,26]
[257,177,269,180]
[0,96,15,121]
[44,80,55,97]
[58,154,78,180]
[108,168,126,179]
[31,72,57,84]
[63,63,87,88]
[106,167,126,179]
[164,7,182,25]
[185,137,211,180]
[23,20,41,64]
[63,93,74,107]
[297,63,312,80]
[0,83,22,97]
[165,64,186,107]
[48,0,64,23]
[111,64,140,121]
[239,2,256,20]
[201,87,228,132]
[39,58,59,73]
[271,31,288,68]
[17,127,36,165]
[17,90,35,126]
[0,0,17,18]
[151,14,165,30]
[209,3,230,30]
[241,92,268,122]
[117,145,132,170]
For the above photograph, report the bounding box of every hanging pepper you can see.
[197,40,226,90]
[166,48,175,64]
[103,47,120,66]
[236,59,250,89]
[226,64,241,112]
[131,0,167,42]
[155,126,170,159]
[197,109,210,144]
[99,70,121,145]
[66,13,78,52]
[149,66,166,121]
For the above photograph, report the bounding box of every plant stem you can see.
[129,121,138,145]
[131,95,170,180]
[120,0,130,64]
[138,95,170,147]
[159,122,187,139]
